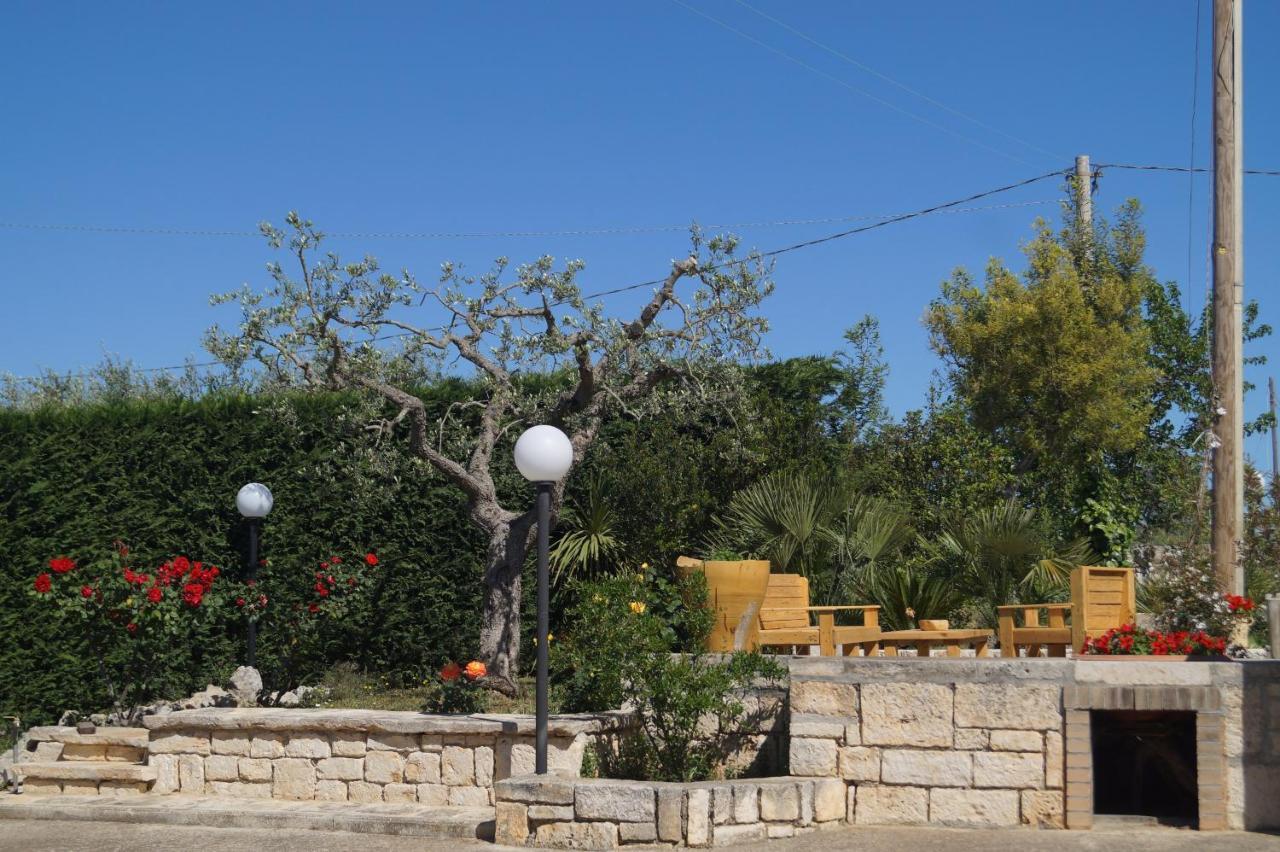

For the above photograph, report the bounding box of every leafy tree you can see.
[205,214,772,693]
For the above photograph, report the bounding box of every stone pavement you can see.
[3,820,1280,852]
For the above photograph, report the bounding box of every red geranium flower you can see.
[181,583,204,607]
[34,573,52,594]
[308,602,320,614]
[364,553,378,567]
[126,622,138,634]
[80,585,93,598]
[439,662,462,682]
[48,556,76,574]
[236,597,246,607]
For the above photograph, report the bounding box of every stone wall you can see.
[142,709,629,805]
[494,774,845,848]
[783,657,1280,833]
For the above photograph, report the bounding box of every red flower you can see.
[34,573,52,594]
[439,662,462,682]
[126,622,138,634]
[173,556,190,574]
[364,553,378,567]
[48,556,76,574]
[308,602,320,614]
[80,585,93,598]
[463,661,487,681]
[236,597,246,607]
[258,595,268,607]
[330,556,342,565]
[181,583,204,607]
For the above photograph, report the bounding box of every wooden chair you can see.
[997,566,1136,657]
[756,573,881,656]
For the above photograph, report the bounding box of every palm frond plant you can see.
[549,475,625,584]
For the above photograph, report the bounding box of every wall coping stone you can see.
[142,708,633,737]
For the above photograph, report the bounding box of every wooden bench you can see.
[756,573,881,656]
[997,566,1136,657]
[879,628,993,657]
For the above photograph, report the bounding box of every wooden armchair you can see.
[997,566,1136,657]
[756,573,881,656]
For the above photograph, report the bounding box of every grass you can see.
[311,664,542,714]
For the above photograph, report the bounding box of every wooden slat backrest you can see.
[1070,565,1136,651]
[758,574,812,631]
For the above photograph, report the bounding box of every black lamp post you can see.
[513,425,573,774]
[236,482,274,668]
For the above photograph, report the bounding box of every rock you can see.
[204,754,240,782]
[405,752,441,784]
[273,757,317,799]
[972,752,1043,788]
[789,738,838,776]
[989,730,1042,752]
[657,786,684,841]
[1021,790,1065,828]
[813,778,846,822]
[317,757,364,781]
[284,734,331,759]
[364,750,404,784]
[448,786,491,806]
[759,783,799,821]
[838,746,881,782]
[495,801,530,845]
[686,788,712,847]
[441,746,474,785]
[881,749,972,787]
[226,666,263,707]
[790,680,859,716]
[574,782,656,821]
[861,683,954,747]
[732,784,758,823]
[853,785,928,825]
[953,684,1061,730]
[928,788,1020,827]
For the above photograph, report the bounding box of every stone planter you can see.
[676,557,771,652]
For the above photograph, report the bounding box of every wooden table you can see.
[878,628,993,658]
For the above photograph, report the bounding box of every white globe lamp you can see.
[513,425,573,483]
[236,483,274,518]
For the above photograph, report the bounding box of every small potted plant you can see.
[1080,623,1228,660]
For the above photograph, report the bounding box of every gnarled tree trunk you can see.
[474,504,536,695]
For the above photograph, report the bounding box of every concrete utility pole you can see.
[1074,155,1092,235]
[1211,0,1245,595]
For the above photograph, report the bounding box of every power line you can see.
[0,200,1054,242]
[6,169,1067,382]
[666,0,1037,167]
[1096,162,1280,176]
[730,0,1063,162]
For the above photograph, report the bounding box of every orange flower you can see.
[439,662,462,682]
[463,660,487,681]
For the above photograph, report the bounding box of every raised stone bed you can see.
[494,774,845,848]
[141,709,630,805]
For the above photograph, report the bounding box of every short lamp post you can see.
[236,482,274,669]
[513,425,574,774]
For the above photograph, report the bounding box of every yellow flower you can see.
[533,633,554,645]
[640,562,650,570]
[629,601,646,615]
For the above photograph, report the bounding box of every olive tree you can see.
[205,213,772,692]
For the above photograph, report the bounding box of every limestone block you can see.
[449,786,492,807]
[973,752,1043,789]
[317,757,364,781]
[475,745,494,788]
[207,780,270,799]
[99,780,148,797]
[383,782,417,803]
[528,804,575,821]
[844,723,861,746]
[798,780,814,826]
[1045,730,1064,789]
[990,730,1042,752]
[364,750,404,784]
[32,742,64,761]
[789,715,848,739]
[495,735,584,779]
[790,680,859,716]
[953,684,1061,731]
[105,745,145,763]
[284,735,331,759]
[204,754,240,782]
[238,758,273,782]
[854,785,928,825]
[1021,790,1065,828]
[711,824,766,846]
[331,735,367,757]
[790,738,838,777]
[929,788,1020,827]
[250,733,286,759]
[813,778,846,822]
[61,744,107,761]
[419,734,444,752]
[368,732,418,752]
[687,788,712,847]
[23,779,61,795]
[496,774,575,804]
[575,783,656,822]
[954,729,989,750]
[838,746,880,782]
[63,780,99,795]
[211,731,251,756]
[712,784,732,825]
[619,821,658,843]
[272,757,318,800]
[348,780,384,803]
[151,731,211,756]
[315,780,348,801]
[657,786,684,842]
[536,822,619,850]
[861,683,953,747]
[732,784,759,823]
[149,754,179,794]
[495,801,529,846]
[417,784,449,805]
[441,746,474,786]
[177,754,205,792]
[759,783,800,822]
[880,750,972,787]
[405,752,441,784]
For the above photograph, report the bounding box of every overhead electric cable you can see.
[8,169,1067,381]
[666,0,1037,167]
[1095,163,1280,176]
[731,0,1064,162]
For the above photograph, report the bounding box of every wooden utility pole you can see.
[1074,155,1092,234]
[1211,0,1244,595]
[1270,377,1278,486]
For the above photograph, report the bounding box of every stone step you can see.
[13,761,157,789]
[25,726,149,749]
[0,794,496,839]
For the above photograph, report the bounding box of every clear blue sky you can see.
[2,1,1278,463]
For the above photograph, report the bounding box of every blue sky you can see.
[2,1,1278,463]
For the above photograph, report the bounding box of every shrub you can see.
[554,569,784,782]
[423,660,490,714]
[1138,545,1236,640]
[1081,623,1226,656]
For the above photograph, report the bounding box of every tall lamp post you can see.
[236,482,274,668]
[513,425,573,774]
